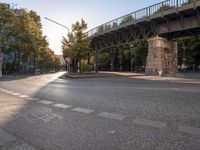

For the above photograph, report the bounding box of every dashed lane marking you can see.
[4,91,14,94]
[72,107,94,114]
[54,104,72,109]
[97,112,125,120]
[133,118,166,129]
[179,125,200,136]
[11,93,21,96]
[25,97,40,101]
[3,87,200,137]
[37,100,54,105]
[18,95,30,98]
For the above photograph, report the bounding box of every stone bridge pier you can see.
[145,37,178,77]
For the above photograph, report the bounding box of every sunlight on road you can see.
[0,95,27,126]
[24,72,66,85]
[0,72,66,126]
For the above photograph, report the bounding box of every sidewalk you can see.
[0,74,32,82]
[101,72,200,83]
[62,71,200,83]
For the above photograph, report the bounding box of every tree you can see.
[62,19,92,73]
[174,35,200,71]
[97,52,110,70]
[1,3,60,74]
[120,15,133,25]
[154,5,174,14]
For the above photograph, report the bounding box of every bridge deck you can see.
[87,0,200,38]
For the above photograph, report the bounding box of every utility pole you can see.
[44,17,71,73]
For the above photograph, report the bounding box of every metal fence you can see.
[86,0,197,37]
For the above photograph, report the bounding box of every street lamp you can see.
[44,17,70,33]
[44,17,71,73]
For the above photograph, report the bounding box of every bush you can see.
[81,63,92,73]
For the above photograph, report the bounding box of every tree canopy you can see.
[0,3,61,74]
[62,19,91,73]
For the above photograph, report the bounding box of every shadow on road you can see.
[0,72,200,150]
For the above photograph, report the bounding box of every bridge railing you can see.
[86,0,195,37]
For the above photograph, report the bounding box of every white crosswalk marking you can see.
[179,125,200,135]
[72,107,94,114]
[97,112,125,120]
[133,118,166,129]
[18,95,30,98]
[54,104,72,109]
[38,100,54,105]
[11,93,21,96]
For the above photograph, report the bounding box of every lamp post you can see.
[44,17,71,73]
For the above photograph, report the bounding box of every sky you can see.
[1,0,162,55]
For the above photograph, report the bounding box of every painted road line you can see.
[11,93,21,96]
[72,107,94,114]
[25,97,40,101]
[1,89,9,93]
[4,90,13,94]
[1,89,7,92]
[179,125,200,136]
[9,143,37,150]
[133,118,166,129]
[54,104,72,109]
[38,100,54,105]
[24,97,40,101]
[18,95,30,98]
[97,112,125,120]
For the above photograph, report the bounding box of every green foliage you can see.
[120,15,133,25]
[0,3,60,73]
[155,5,174,14]
[97,52,110,67]
[112,22,118,28]
[80,60,92,72]
[97,25,104,33]
[174,35,200,71]
[62,19,92,73]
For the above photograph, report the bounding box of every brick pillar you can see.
[145,36,178,76]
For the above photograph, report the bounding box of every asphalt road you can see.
[0,72,200,150]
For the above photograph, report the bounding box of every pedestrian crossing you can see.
[1,87,200,136]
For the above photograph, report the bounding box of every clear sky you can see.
[1,0,161,55]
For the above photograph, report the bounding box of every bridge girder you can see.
[89,1,200,52]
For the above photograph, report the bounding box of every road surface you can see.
[0,72,200,150]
